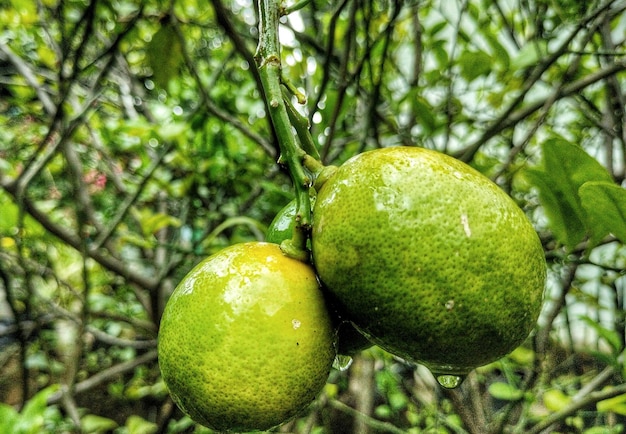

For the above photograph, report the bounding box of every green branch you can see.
[254,0,319,261]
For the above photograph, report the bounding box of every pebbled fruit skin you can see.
[311,146,546,375]
[158,242,335,432]
[267,199,373,356]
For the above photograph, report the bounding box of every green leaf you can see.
[543,389,571,412]
[125,415,158,434]
[406,92,437,134]
[458,50,493,81]
[131,208,182,237]
[0,404,19,433]
[524,138,613,248]
[579,316,623,354]
[146,22,184,89]
[81,414,119,433]
[597,393,626,416]
[579,181,626,244]
[484,33,510,71]
[16,385,59,434]
[584,426,625,434]
[488,382,524,401]
[511,41,548,71]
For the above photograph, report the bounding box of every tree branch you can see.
[527,381,626,434]
[46,349,158,405]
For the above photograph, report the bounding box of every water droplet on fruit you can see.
[332,354,353,371]
[435,374,465,389]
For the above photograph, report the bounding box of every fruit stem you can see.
[254,0,315,261]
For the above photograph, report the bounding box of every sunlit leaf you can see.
[524,138,613,248]
[579,316,623,354]
[131,208,182,237]
[81,414,119,433]
[597,392,626,416]
[125,415,158,434]
[458,50,492,81]
[146,21,184,89]
[484,32,510,70]
[0,404,19,434]
[579,181,626,244]
[16,385,60,434]
[543,389,571,412]
[488,382,524,401]
[510,40,548,71]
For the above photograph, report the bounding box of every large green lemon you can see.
[311,146,546,379]
[158,242,335,432]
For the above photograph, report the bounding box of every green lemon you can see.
[266,198,300,244]
[158,242,336,432]
[266,196,316,245]
[311,146,546,380]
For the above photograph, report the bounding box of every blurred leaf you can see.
[584,426,625,434]
[543,389,571,412]
[484,32,510,71]
[579,316,623,354]
[596,353,621,372]
[0,404,19,433]
[407,92,437,134]
[579,181,626,244]
[125,415,158,434]
[81,414,119,433]
[15,385,60,434]
[119,232,156,249]
[511,41,548,71]
[157,122,187,142]
[201,216,265,248]
[597,392,626,416]
[146,21,184,89]
[458,50,492,81]
[132,208,182,237]
[524,138,613,248]
[375,404,392,419]
[389,391,408,410]
[488,382,524,401]
[508,346,535,366]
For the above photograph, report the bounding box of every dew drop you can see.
[435,374,465,389]
[332,354,353,371]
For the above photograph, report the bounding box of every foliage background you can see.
[0,0,625,433]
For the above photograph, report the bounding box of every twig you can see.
[328,399,408,434]
[527,381,626,434]
[255,0,314,260]
[457,0,624,162]
[0,184,159,291]
[46,349,158,405]
[169,14,276,158]
[0,42,56,114]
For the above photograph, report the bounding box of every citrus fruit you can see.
[266,199,300,244]
[266,196,316,246]
[158,242,336,432]
[311,146,546,379]
[267,199,373,356]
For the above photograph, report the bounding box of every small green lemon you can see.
[311,146,546,378]
[158,242,335,432]
[266,199,301,244]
